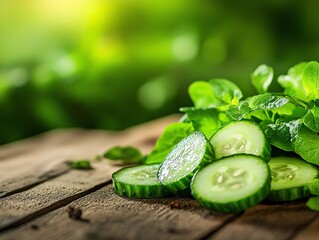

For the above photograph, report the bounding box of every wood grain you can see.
[0,160,117,230]
[0,115,181,236]
[0,115,180,197]
[208,202,318,240]
[0,185,236,240]
[292,214,319,240]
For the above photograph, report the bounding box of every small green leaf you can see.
[263,119,300,151]
[303,106,319,132]
[278,62,307,101]
[188,81,221,108]
[302,61,319,100]
[306,196,319,211]
[181,107,231,138]
[144,122,194,164]
[249,93,289,110]
[68,160,93,170]
[209,79,243,105]
[226,102,251,121]
[271,102,307,120]
[104,146,144,164]
[251,64,273,94]
[306,179,319,196]
[293,125,319,165]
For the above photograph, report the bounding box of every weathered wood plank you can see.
[0,160,118,230]
[0,115,180,197]
[207,202,318,240]
[292,214,319,240]
[0,185,236,240]
[0,115,181,233]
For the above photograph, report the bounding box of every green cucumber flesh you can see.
[112,164,170,198]
[191,154,270,213]
[210,120,271,161]
[157,131,214,193]
[267,157,319,201]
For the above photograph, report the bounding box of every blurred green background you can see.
[1,0,319,144]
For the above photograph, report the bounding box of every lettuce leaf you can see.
[144,122,195,164]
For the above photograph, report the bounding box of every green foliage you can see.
[293,126,319,165]
[306,179,319,196]
[208,79,243,105]
[226,102,251,121]
[278,62,308,101]
[180,61,319,166]
[251,64,273,94]
[68,160,93,170]
[144,122,194,164]
[103,146,144,164]
[306,196,319,211]
[181,108,231,138]
[303,106,319,132]
[302,61,319,100]
[188,81,221,108]
[262,119,300,152]
[249,93,289,111]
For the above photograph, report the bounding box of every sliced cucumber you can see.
[267,157,319,202]
[191,154,270,213]
[157,131,214,193]
[112,164,170,198]
[209,120,271,161]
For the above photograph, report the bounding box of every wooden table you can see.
[1,115,319,240]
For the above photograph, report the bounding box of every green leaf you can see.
[188,81,221,108]
[278,62,307,101]
[306,179,319,196]
[226,102,251,121]
[209,79,243,105]
[306,196,319,211]
[251,64,273,94]
[68,160,93,170]
[249,93,289,110]
[144,122,194,164]
[293,125,319,165]
[263,119,300,151]
[181,107,231,138]
[302,61,319,100]
[271,102,307,120]
[303,106,319,132]
[103,146,144,164]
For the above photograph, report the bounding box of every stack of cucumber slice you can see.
[112,120,319,213]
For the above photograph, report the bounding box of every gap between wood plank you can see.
[0,167,70,199]
[0,179,113,234]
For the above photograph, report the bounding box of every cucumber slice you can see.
[267,157,319,202]
[191,154,270,213]
[209,120,271,161]
[112,164,170,198]
[157,131,214,193]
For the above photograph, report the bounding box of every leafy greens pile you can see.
[142,61,319,167]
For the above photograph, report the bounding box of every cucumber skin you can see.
[266,186,311,202]
[210,120,271,162]
[261,142,271,163]
[191,155,271,213]
[158,134,215,193]
[112,165,171,199]
[112,178,170,198]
